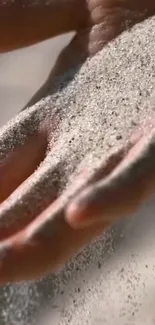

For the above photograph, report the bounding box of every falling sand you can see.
[0,15,155,325]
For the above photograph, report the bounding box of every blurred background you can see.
[0,32,74,127]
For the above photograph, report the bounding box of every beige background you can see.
[0,32,74,127]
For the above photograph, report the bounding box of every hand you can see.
[0,111,155,284]
[1,0,155,53]
[0,0,154,284]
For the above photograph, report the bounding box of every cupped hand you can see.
[0,106,155,284]
[0,0,154,284]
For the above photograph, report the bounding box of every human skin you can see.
[0,0,155,283]
[1,0,155,53]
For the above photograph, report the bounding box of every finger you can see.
[0,103,62,239]
[0,153,62,239]
[66,129,155,228]
[0,131,47,203]
[0,0,88,52]
[0,199,109,284]
[0,106,47,203]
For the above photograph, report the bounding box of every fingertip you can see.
[65,201,80,228]
[66,200,93,229]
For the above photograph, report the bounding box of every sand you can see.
[0,14,155,325]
